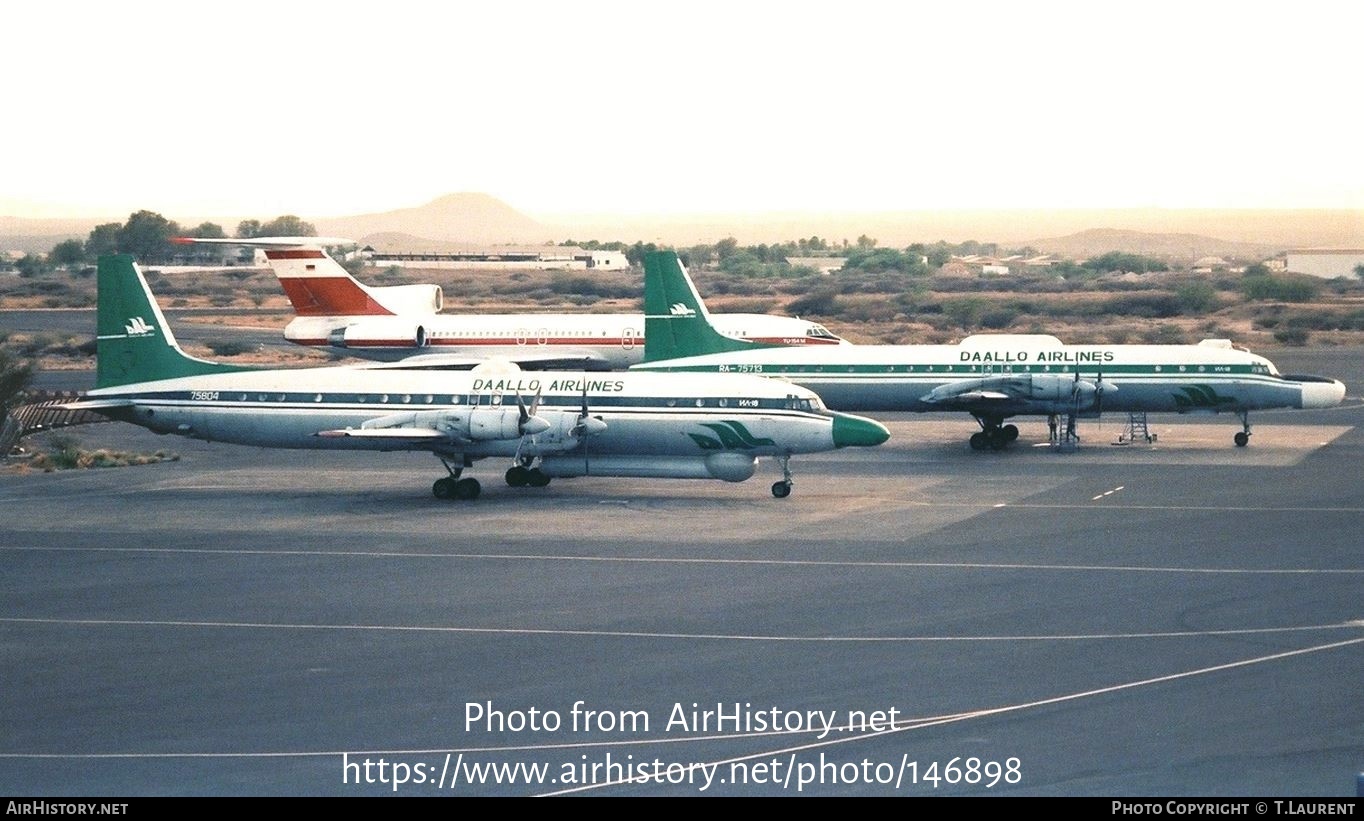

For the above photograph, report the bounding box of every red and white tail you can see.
[173,237,441,317]
[261,246,393,316]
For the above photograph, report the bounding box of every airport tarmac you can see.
[2,356,1362,796]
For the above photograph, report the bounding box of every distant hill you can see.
[1024,228,1280,262]
[3,196,1357,258]
[0,216,103,254]
[541,208,1362,249]
[315,193,552,245]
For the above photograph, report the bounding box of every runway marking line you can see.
[2,615,1360,643]
[4,545,1362,575]
[543,634,1364,796]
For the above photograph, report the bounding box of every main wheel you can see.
[771,481,792,498]
[526,469,551,487]
[432,477,455,499]
[1234,431,1249,447]
[969,431,988,450]
[988,428,1009,450]
[1002,424,1019,442]
[454,477,481,500]
[505,466,528,487]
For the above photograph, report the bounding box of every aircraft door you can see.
[536,327,548,347]
[622,327,637,350]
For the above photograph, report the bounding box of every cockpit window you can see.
[808,325,839,340]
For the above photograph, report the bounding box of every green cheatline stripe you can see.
[639,363,1274,377]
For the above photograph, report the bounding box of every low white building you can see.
[785,256,847,274]
[1284,248,1364,279]
[368,246,629,271]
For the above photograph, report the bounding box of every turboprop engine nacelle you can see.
[924,373,1117,414]
[1022,374,1100,412]
[360,408,550,441]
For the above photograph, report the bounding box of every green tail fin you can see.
[641,251,778,361]
[96,254,252,388]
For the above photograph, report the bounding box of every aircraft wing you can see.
[921,374,1114,415]
[315,427,445,440]
[922,389,1013,405]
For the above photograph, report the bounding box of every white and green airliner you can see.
[65,256,889,499]
[634,252,1346,449]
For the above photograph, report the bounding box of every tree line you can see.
[12,212,316,275]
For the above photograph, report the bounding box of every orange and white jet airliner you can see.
[176,237,845,370]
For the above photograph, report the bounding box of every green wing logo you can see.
[1172,385,1238,409]
[688,420,778,450]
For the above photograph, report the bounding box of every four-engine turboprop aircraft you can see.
[634,251,1347,449]
[173,237,845,369]
[65,255,888,499]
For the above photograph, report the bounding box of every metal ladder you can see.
[1117,412,1153,445]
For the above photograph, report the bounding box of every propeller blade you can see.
[571,385,607,437]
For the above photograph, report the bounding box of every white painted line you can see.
[542,635,1364,796]
[3,616,1359,643]
[3,546,1360,575]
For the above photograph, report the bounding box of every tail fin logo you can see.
[669,303,696,317]
[124,316,156,337]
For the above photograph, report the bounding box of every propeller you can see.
[571,385,608,438]
[516,389,550,436]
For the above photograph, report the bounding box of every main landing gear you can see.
[1234,411,1252,447]
[432,456,481,501]
[505,462,552,488]
[969,419,1020,451]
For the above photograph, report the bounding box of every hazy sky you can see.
[5,1,1361,220]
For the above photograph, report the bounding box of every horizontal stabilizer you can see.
[58,398,135,411]
[172,236,357,248]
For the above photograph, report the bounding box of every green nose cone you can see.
[832,413,890,447]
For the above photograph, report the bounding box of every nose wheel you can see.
[771,454,794,498]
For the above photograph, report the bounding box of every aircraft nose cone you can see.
[832,413,890,447]
[1301,378,1346,409]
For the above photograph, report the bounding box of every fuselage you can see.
[84,367,886,462]
[634,334,1347,417]
[285,312,846,366]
